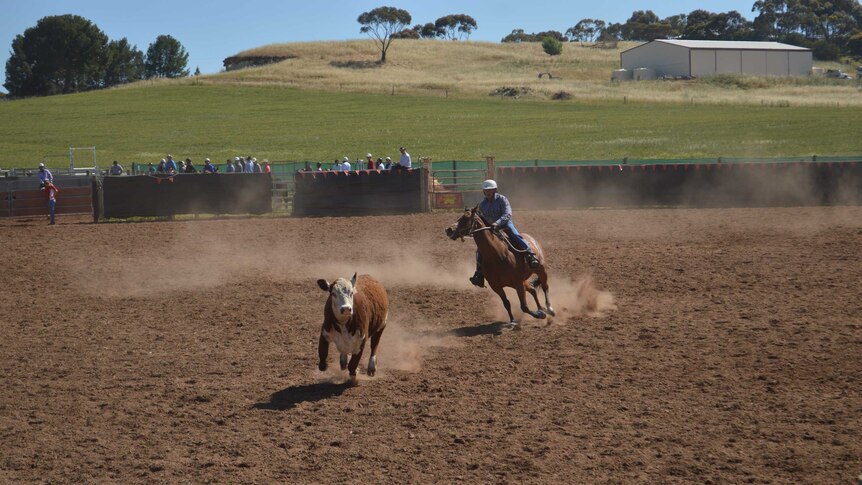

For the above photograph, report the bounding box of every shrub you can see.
[812,40,840,61]
[541,37,563,56]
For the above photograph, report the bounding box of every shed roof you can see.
[622,39,811,53]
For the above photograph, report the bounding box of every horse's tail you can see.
[528,274,541,289]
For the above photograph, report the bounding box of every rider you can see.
[470,179,541,288]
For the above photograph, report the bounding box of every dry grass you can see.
[187,40,862,107]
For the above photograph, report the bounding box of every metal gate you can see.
[425,157,494,210]
[0,176,94,219]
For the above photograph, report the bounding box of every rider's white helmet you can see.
[482,179,498,190]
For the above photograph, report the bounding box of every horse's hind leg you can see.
[516,285,546,321]
[526,275,543,311]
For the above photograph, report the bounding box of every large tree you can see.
[357,6,412,63]
[144,35,189,78]
[752,0,862,41]
[434,14,478,40]
[104,38,144,87]
[566,19,606,43]
[4,14,108,97]
[620,10,674,41]
[683,10,753,40]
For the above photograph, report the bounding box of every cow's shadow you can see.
[253,381,349,411]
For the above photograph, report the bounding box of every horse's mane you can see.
[472,206,490,226]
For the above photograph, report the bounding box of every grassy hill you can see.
[0,40,859,168]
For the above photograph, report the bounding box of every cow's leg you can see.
[339,354,349,371]
[347,340,367,379]
[318,333,329,372]
[491,285,517,328]
[367,328,384,377]
[516,285,546,321]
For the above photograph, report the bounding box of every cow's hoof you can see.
[318,362,327,372]
[546,307,556,317]
[339,355,348,371]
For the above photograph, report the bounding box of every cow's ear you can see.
[317,279,330,291]
[350,273,357,287]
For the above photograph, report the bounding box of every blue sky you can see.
[2,0,757,91]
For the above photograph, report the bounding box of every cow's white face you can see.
[318,273,358,324]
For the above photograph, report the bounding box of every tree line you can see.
[502,1,862,61]
[4,15,190,98]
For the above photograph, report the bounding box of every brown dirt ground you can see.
[1,207,860,484]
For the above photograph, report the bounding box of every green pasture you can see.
[0,83,860,169]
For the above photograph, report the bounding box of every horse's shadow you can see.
[444,321,508,338]
[252,381,349,411]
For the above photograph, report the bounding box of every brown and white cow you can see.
[317,273,389,378]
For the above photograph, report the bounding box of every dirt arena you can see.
[1,207,860,483]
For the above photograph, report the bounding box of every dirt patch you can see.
[1,208,860,483]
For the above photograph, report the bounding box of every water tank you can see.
[810,67,824,76]
[611,69,633,81]
[633,68,656,81]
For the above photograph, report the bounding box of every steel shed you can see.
[620,40,812,77]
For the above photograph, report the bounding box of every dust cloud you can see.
[485,273,617,323]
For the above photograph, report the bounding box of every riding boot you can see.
[526,252,541,269]
[469,270,485,288]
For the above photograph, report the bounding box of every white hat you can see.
[385,156,391,161]
[367,153,372,158]
[205,158,211,162]
[343,156,349,162]
[482,179,498,190]
[39,163,45,168]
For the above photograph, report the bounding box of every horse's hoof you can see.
[507,321,521,331]
[535,310,546,320]
[546,307,556,317]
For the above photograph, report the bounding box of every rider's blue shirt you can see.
[478,193,512,227]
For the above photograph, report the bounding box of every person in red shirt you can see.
[42,181,59,225]
[365,153,376,170]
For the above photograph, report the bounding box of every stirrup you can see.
[526,254,540,269]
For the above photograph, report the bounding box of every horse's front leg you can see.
[491,286,517,328]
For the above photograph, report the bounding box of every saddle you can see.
[492,228,540,268]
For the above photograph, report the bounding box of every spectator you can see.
[304,161,312,171]
[234,157,244,173]
[203,158,217,174]
[342,157,352,171]
[147,162,155,174]
[165,154,178,174]
[385,156,392,169]
[332,159,342,171]
[109,160,124,176]
[226,159,235,173]
[184,158,197,173]
[253,158,262,173]
[41,180,59,225]
[366,153,376,170]
[37,163,53,184]
[397,146,412,169]
[316,162,323,171]
[156,159,167,173]
[246,157,254,173]
[263,160,271,173]
[376,157,384,170]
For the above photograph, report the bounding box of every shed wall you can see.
[690,50,715,76]
[716,50,741,73]
[788,51,812,75]
[766,51,789,75]
[741,51,766,75]
[621,42,689,76]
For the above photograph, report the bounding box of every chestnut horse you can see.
[446,207,555,328]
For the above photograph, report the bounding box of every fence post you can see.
[485,156,496,181]
[420,157,432,212]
